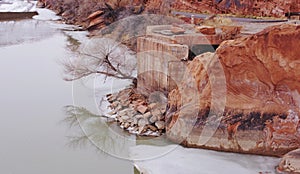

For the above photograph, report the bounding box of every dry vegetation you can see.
[62,37,137,81]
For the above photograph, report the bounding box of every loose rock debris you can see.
[106,88,167,136]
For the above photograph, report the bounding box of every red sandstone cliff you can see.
[37,0,300,31]
[171,0,300,18]
[167,24,300,156]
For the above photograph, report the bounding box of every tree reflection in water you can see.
[62,105,174,159]
[62,105,134,156]
[61,32,137,158]
[61,27,176,160]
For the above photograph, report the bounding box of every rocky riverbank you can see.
[106,88,167,136]
[42,0,300,172]
[37,0,299,32]
[36,0,171,31]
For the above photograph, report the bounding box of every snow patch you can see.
[131,145,280,174]
[0,0,36,12]
[33,8,61,21]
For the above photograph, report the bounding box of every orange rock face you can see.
[167,24,300,156]
[194,26,216,35]
[171,0,300,18]
[217,24,300,113]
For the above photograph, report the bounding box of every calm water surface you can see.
[0,13,281,174]
[0,19,133,174]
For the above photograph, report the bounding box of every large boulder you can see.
[167,24,300,157]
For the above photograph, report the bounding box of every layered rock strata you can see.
[166,24,300,157]
[171,0,300,18]
[38,0,300,32]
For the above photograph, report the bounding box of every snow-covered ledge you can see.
[130,145,280,174]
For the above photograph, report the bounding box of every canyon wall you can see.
[166,24,300,156]
[38,0,300,31]
[171,0,300,18]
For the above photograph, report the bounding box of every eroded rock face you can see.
[38,0,145,27]
[171,0,300,18]
[216,24,300,114]
[167,24,300,156]
[39,0,300,32]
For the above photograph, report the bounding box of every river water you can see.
[0,17,133,174]
[0,4,283,174]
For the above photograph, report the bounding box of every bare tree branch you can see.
[62,37,137,81]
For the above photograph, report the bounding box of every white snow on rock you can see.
[33,8,61,21]
[0,0,36,12]
[131,145,280,174]
[0,0,61,21]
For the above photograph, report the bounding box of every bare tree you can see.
[63,37,136,81]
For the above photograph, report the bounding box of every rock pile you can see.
[106,88,167,136]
